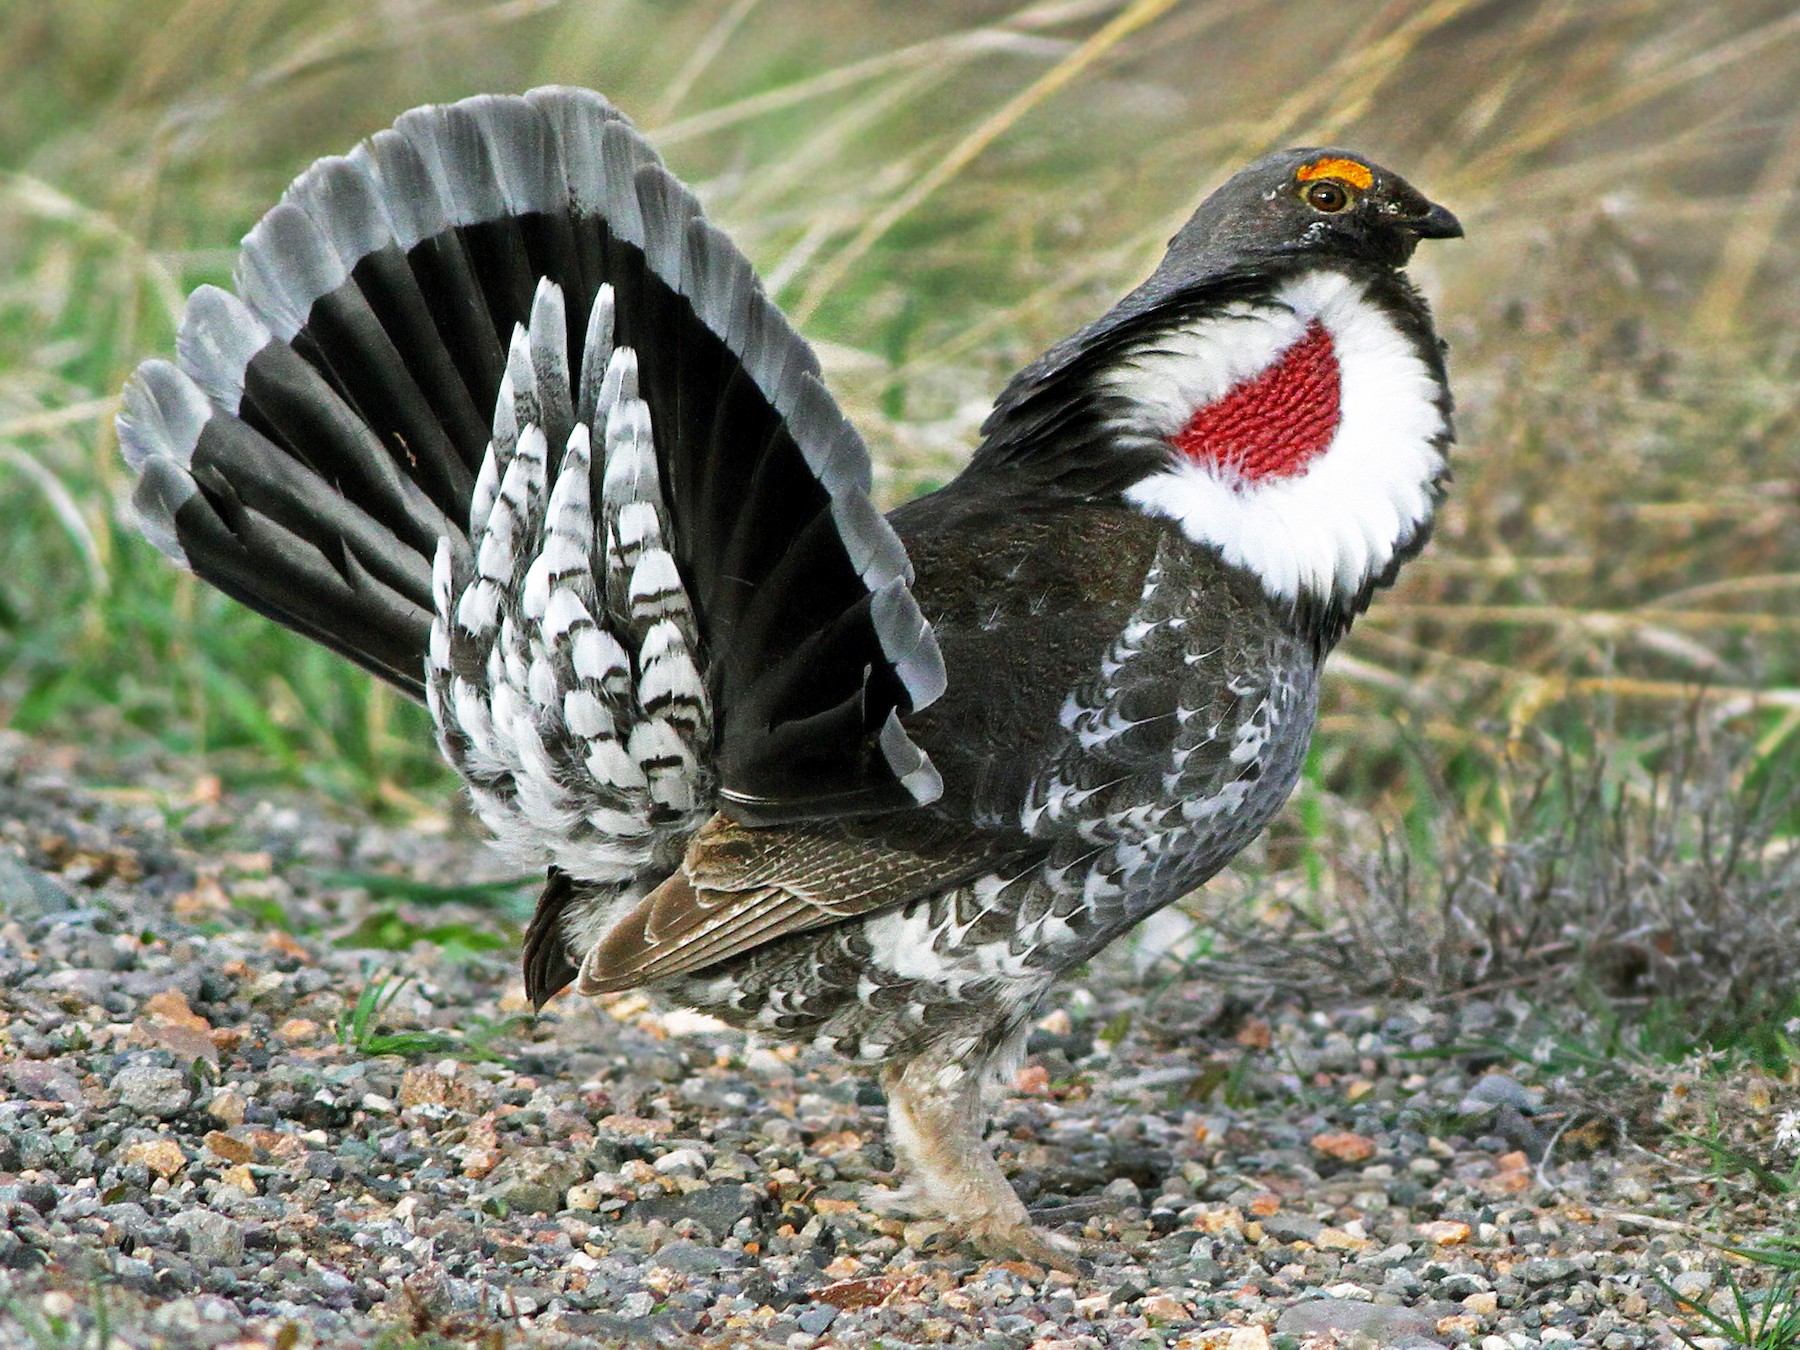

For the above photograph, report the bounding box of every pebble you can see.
[111,1063,194,1119]
[481,1146,587,1213]
[796,1304,838,1334]
[169,1210,244,1264]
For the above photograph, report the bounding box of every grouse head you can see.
[1160,148,1462,276]
[971,149,1462,650]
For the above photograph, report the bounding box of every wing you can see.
[573,812,1023,992]
[117,89,951,901]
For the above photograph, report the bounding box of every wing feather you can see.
[575,814,1018,991]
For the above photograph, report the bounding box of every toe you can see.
[968,1220,1087,1275]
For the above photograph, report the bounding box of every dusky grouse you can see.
[119,89,1460,1266]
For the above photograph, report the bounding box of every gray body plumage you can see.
[670,526,1320,1067]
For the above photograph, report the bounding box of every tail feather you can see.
[119,84,949,879]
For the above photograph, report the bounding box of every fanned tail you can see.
[117,87,951,998]
[117,86,943,818]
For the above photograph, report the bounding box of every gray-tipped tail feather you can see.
[118,87,946,860]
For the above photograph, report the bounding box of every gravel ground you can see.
[1,730,1793,1350]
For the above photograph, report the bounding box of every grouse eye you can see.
[1304,180,1351,213]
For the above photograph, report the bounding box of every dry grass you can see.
[1268,720,1800,1041]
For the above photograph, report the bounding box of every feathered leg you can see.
[878,1045,1082,1272]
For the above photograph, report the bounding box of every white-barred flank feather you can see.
[522,426,598,622]
[1113,268,1448,607]
[427,280,712,884]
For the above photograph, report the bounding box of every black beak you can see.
[1407,201,1463,240]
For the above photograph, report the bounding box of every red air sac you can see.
[1171,319,1341,481]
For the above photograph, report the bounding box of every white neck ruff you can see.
[1111,269,1447,608]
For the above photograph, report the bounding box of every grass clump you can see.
[1234,720,1800,1070]
[335,972,525,1062]
[1665,1243,1800,1350]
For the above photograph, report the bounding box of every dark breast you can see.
[889,475,1323,952]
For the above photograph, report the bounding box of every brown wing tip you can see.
[522,868,580,1008]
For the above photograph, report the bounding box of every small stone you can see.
[796,1305,838,1335]
[1234,1018,1272,1048]
[112,1064,193,1119]
[123,1137,187,1178]
[816,1277,899,1311]
[1463,1291,1499,1316]
[598,1113,673,1140]
[170,1210,244,1264]
[619,1291,655,1319]
[207,1090,247,1126]
[1103,1176,1143,1208]
[482,1146,588,1213]
[398,1064,485,1113]
[1311,1131,1377,1163]
[138,990,218,1065]
[629,1184,765,1240]
[1417,1220,1472,1245]
[565,1183,601,1211]
[1459,1073,1543,1114]
[1015,1064,1052,1095]
[1520,1257,1579,1287]
[203,1131,253,1165]
[1277,1299,1447,1346]
[7,1061,85,1107]
[1261,1214,1323,1244]
[653,1147,708,1177]
[1036,1008,1073,1036]
[277,1017,320,1044]
[1668,1270,1712,1301]
[0,849,76,917]
[651,1242,744,1276]
[1440,1272,1492,1298]
[1141,1293,1190,1322]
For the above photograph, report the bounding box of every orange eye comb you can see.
[1296,157,1373,190]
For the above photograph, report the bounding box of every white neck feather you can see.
[1110,269,1448,610]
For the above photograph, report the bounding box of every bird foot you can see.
[864,1188,1087,1274]
[961,1216,1086,1274]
